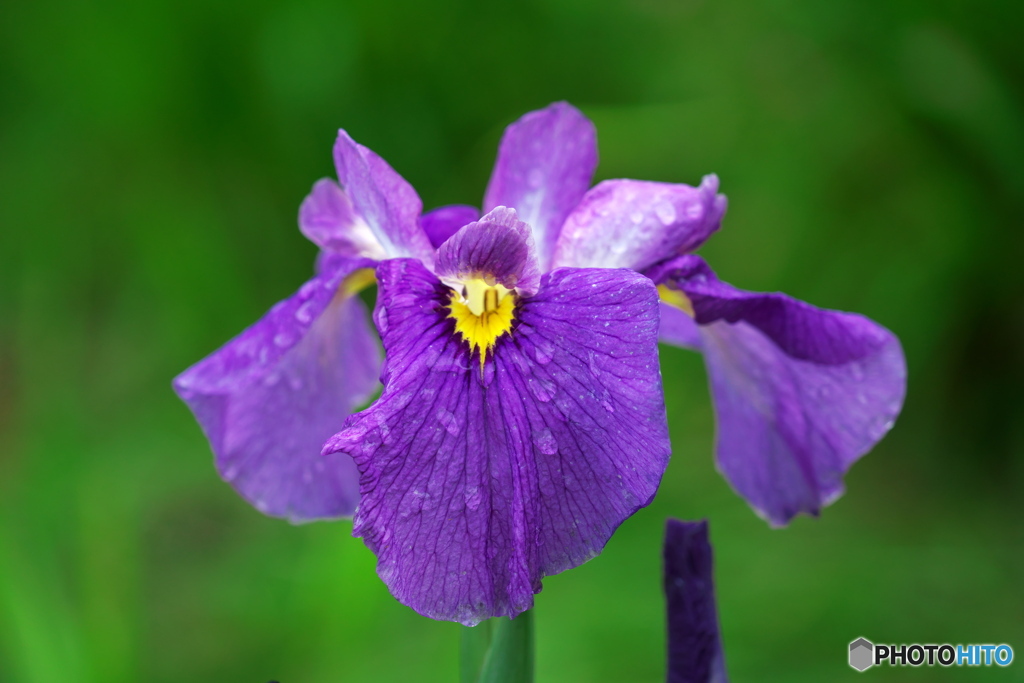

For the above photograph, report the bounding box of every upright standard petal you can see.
[664,519,728,683]
[650,255,906,526]
[298,178,387,259]
[333,130,434,264]
[418,204,480,248]
[483,102,598,270]
[324,259,670,625]
[553,175,727,272]
[173,255,381,522]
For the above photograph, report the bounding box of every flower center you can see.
[448,279,516,370]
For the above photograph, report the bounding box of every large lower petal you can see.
[333,131,434,264]
[173,255,381,522]
[664,519,728,683]
[651,255,906,526]
[553,176,727,272]
[324,259,669,624]
[483,102,597,270]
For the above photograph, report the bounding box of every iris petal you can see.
[333,130,434,264]
[659,301,702,350]
[435,207,540,295]
[483,102,598,270]
[651,255,906,525]
[324,259,669,624]
[554,176,727,272]
[298,178,386,259]
[418,204,481,248]
[173,255,381,522]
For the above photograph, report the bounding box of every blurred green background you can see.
[2,0,1023,681]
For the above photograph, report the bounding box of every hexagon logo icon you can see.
[849,637,874,671]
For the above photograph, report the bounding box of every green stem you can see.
[459,610,534,683]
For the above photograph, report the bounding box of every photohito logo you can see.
[849,638,1014,671]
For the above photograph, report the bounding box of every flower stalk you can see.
[460,611,534,683]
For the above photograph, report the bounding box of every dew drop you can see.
[436,407,462,436]
[654,201,677,225]
[464,485,482,511]
[535,428,558,455]
[295,300,317,324]
[527,377,556,402]
[532,341,554,365]
[273,332,293,347]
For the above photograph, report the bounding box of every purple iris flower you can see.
[663,519,728,683]
[174,101,905,625]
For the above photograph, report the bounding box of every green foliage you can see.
[1,0,1022,681]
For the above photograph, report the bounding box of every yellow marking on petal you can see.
[342,267,377,296]
[658,284,695,317]
[448,281,516,372]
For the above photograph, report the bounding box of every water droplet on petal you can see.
[464,485,481,511]
[526,377,556,402]
[535,428,558,455]
[532,340,554,365]
[436,407,462,436]
[654,201,677,225]
[295,300,317,324]
[273,332,293,347]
